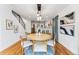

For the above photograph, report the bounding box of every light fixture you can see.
[37,4,42,21]
[37,11,42,21]
[37,11,41,16]
[37,16,42,21]
[37,13,40,16]
[39,16,42,20]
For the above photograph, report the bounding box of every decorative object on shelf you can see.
[41,24,43,28]
[14,25,18,33]
[42,30,45,34]
[46,30,50,34]
[38,29,41,33]
[31,20,51,34]
[6,19,13,30]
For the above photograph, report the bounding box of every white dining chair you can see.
[47,35,56,47]
[33,41,47,53]
[21,40,32,55]
[20,34,32,48]
[47,40,54,46]
[21,40,32,48]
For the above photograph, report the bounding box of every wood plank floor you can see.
[0,39,23,55]
[0,39,74,55]
[55,42,74,55]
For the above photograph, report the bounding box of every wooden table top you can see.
[27,33,52,41]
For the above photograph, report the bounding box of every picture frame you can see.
[6,19,13,30]
[60,12,75,25]
[60,12,75,36]
[60,26,74,36]
[14,25,18,33]
[12,10,25,29]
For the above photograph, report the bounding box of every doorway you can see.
[52,15,59,42]
[31,24,36,33]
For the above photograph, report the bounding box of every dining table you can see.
[27,33,52,41]
[27,33,52,54]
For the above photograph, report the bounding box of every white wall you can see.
[0,5,26,51]
[75,7,79,54]
[58,5,79,54]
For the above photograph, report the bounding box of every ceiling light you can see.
[36,8,41,21]
[37,13,40,16]
[37,11,41,16]
[39,16,42,20]
[37,16,42,21]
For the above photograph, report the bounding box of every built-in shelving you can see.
[31,20,52,34]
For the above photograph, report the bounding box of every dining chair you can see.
[21,36,33,54]
[33,41,47,54]
[21,40,32,48]
[47,40,54,46]
[47,36,55,47]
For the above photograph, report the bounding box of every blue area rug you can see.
[24,45,54,55]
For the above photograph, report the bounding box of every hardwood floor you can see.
[0,38,74,55]
[55,42,74,55]
[0,39,23,55]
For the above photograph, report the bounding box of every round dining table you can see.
[27,33,52,54]
[27,33,52,41]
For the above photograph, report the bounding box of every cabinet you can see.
[31,20,52,34]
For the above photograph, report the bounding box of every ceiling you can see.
[12,4,69,21]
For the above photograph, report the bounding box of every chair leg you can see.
[32,45,34,55]
[22,48,25,55]
[32,40,34,55]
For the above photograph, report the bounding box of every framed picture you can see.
[14,25,18,33]
[60,17,74,25]
[60,12,75,25]
[60,12,75,36]
[60,26,74,36]
[6,19,13,30]
[12,10,25,29]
